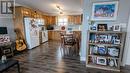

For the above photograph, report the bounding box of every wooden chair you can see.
[59,32,65,56]
[60,33,78,56]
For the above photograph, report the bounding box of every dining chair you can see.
[60,33,78,56]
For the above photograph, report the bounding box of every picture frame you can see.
[1,1,14,14]
[108,59,118,67]
[97,24,107,31]
[97,57,107,65]
[114,39,120,44]
[108,26,114,31]
[108,47,119,57]
[91,1,119,21]
[92,46,98,55]
[113,25,121,31]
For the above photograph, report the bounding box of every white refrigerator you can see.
[24,18,40,49]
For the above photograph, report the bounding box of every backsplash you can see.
[54,25,81,31]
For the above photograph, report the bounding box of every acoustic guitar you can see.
[16,39,26,51]
[14,28,27,51]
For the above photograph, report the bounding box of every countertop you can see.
[47,30,81,31]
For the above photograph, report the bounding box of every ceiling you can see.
[15,0,83,15]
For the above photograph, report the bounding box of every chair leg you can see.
[75,44,79,56]
[59,43,62,55]
[67,46,69,56]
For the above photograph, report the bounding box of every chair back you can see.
[63,34,76,45]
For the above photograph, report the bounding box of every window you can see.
[57,16,68,26]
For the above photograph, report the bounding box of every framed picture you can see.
[1,1,14,14]
[108,59,118,67]
[97,24,107,31]
[108,26,114,31]
[108,47,119,57]
[91,1,119,21]
[97,57,107,65]
[113,25,121,31]
[92,46,98,55]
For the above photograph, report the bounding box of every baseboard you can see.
[80,57,86,61]
[121,65,130,70]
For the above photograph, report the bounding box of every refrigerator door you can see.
[30,37,39,49]
[24,18,40,49]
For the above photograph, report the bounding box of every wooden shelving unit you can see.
[86,31,125,71]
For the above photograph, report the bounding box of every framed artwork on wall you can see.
[91,1,119,21]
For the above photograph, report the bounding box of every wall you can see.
[80,0,90,61]
[84,0,130,28]
[0,2,26,42]
[0,18,15,41]
[124,12,130,65]
[81,0,130,66]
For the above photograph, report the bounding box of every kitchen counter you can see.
[48,30,81,41]
[47,30,81,31]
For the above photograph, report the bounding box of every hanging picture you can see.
[91,1,119,21]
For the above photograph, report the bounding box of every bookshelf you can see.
[86,31,125,71]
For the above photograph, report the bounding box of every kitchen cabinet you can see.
[48,31,63,41]
[46,16,56,25]
[22,8,31,17]
[48,31,81,41]
[68,15,82,25]
[48,31,53,40]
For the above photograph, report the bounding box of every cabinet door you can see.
[75,15,82,25]
[48,31,53,40]
[68,15,82,25]
[51,16,56,25]
[22,8,31,17]
[45,16,56,25]
[46,16,50,25]
[42,15,47,25]
[68,15,72,24]
[55,31,61,41]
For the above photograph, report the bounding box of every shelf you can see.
[87,30,125,71]
[88,31,123,34]
[89,43,121,46]
[88,55,119,59]
[86,63,120,72]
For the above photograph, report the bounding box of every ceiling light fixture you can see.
[56,5,64,15]
[56,5,60,9]
[60,12,63,14]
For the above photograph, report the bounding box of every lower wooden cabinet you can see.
[48,31,65,41]
[48,31,81,41]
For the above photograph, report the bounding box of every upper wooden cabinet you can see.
[68,15,82,25]
[45,16,56,25]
